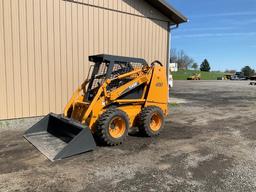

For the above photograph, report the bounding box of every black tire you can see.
[139,106,165,137]
[95,108,130,146]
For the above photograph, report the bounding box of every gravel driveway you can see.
[1,80,256,192]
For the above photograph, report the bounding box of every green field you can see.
[172,70,225,80]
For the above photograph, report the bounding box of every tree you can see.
[191,63,198,70]
[170,49,178,63]
[200,59,211,72]
[241,66,255,78]
[170,49,194,70]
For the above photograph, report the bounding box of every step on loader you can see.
[24,54,168,161]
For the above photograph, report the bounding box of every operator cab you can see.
[85,54,148,101]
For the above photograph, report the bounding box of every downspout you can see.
[167,23,179,77]
[167,24,179,102]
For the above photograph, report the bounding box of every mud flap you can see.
[24,113,96,161]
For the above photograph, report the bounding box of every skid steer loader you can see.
[24,54,168,161]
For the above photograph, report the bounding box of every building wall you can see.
[0,0,170,119]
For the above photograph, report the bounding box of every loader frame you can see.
[64,54,168,131]
[24,54,168,161]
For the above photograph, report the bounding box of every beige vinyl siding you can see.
[0,0,170,119]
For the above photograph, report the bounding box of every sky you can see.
[167,0,256,71]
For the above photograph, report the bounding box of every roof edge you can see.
[146,0,188,24]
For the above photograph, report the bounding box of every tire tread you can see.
[95,108,129,146]
[139,106,164,137]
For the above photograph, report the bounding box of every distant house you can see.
[170,63,178,72]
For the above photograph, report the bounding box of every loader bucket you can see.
[24,113,96,161]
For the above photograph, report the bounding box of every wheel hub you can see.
[150,113,162,131]
[109,117,126,138]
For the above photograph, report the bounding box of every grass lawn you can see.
[172,70,225,80]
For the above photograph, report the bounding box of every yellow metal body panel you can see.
[117,105,142,127]
[89,97,106,131]
[145,66,168,115]
[64,87,82,117]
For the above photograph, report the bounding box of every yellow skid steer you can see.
[24,55,168,161]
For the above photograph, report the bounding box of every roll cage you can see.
[86,54,148,101]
